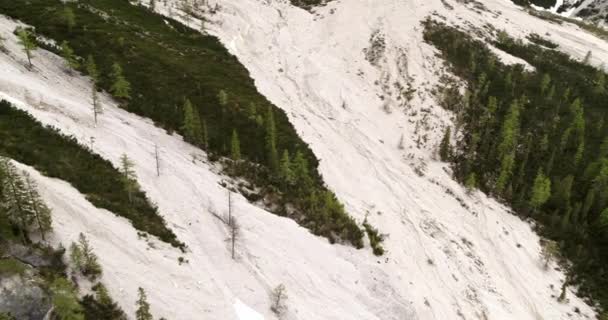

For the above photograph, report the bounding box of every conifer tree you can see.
[110,63,131,99]
[292,151,312,192]
[61,41,79,73]
[217,89,228,107]
[181,99,202,144]
[24,173,52,241]
[16,28,36,68]
[439,126,451,161]
[270,284,288,315]
[279,150,295,186]
[135,288,153,320]
[496,100,521,193]
[86,55,99,84]
[530,170,551,211]
[464,172,477,194]
[594,69,606,95]
[0,159,33,244]
[201,118,209,150]
[0,34,6,53]
[62,7,76,33]
[265,106,279,171]
[230,129,241,161]
[119,154,138,203]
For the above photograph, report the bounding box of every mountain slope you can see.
[1,0,608,319]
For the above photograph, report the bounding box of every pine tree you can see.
[78,233,102,279]
[135,288,153,320]
[16,28,36,68]
[86,55,99,84]
[61,41,79,73]
[24,173,52,241]
[201,118,209,150]
[110,63,131,99]
[439,126,451,161]
[540,74,551,95]
[69,242,84,271]
[594,69,606,95]
[270,284,288,315]
[279,150,295,185]
[0,159,33,244]
[119,154,138,203]
[265,106,279,171]
[496,100,521,193]
[0,34,6,53]
[181,99,202,144]
[530,170,551,211]
[217,90,228,107]
[292,151,312,192]
[464,172,477,194]
[51,278,85,320]
[230,129,241,161]
[62,7,76,33]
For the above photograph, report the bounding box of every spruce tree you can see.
[265,106,279,171]
[230,129,241,161]
[110,63,131,99]
[530,170,551,211]
[217,90,228,107]
[292,151,312,192]
[119,154,138,203]
[496,100,521,193]
[16,28,36,68]
[201,118,209,150]
[181,99,202,144]
[24,173,52,241]
[279,150,295,186]
[464,172,477,194]
[77,233,102,279]
[62,7,76,33]
[86,55,99,84]
[60,41,79,73]
[135,287,153,320]
[0,159,33,243]
[439,126,451,161]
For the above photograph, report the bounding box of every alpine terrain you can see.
[0,0,607,319]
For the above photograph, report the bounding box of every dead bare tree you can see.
[155,144,160,177]
[228,215,239,260]
[270,284,288,316]
[228,191,232,223]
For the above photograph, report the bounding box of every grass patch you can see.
[0,258,27,277]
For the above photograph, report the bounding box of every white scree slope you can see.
[1,0,607,317]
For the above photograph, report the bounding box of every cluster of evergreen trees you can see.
[0,0,381,252]
[0,100,182,248]
[424,20,608,311]
[0,157,52,244]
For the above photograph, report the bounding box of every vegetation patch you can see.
[0,258,26,277]
[424,20,608,310]
[0,0,379,250]
[0,100,182,249]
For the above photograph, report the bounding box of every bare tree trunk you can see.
[228,191,232,223]
[155,144,160,177]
